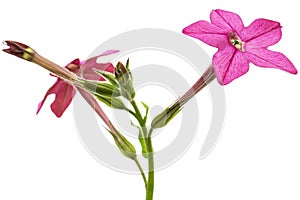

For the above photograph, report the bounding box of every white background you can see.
[1,0,300,199]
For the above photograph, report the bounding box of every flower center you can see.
[228,32,244,52]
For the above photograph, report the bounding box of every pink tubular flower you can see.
[36,50,118,117]
[183,9,297,85]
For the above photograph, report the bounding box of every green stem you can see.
[125,107,137,118]
[130,100,144,121]
[146,128,154,200]
[130,100,155,200]
[134,158,148,189]
[130,100,148,137]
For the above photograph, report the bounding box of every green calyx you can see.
[81,80,121,97]
[151,103,182,129]
[106,128,137,160]
[79,79,127,110]
[95,95,127,110]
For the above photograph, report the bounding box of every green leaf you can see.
[131,122,148,158]
[138,131,148,158]
[94,69,117,86]
[141,101,149,123]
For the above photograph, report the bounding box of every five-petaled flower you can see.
[183,9,297,85]
[37,50,118,117]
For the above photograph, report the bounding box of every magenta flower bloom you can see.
[37,50,118,117]
[183,9,297,85]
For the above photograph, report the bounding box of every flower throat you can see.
[229,32,244,52]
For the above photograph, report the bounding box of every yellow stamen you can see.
[229,33,244,52]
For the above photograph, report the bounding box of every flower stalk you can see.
[3,41,78,83]
[151,64,215,130]
[176,64,215,106]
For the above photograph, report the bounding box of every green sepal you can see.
[94,69,117,86]
[96,82,121,97]
[106,128,137,160]
[151,104,182,129]
[83,80,121,97]
[125,58,130,70]
[95,95,127,110]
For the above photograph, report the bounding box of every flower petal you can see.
[244,48,297,74]
[66,59,80,73]
[98,50,119,57]
[245,27,282,49]
[81,62,114,80]
[212,45,235,83]
[182,20,229,48]
[79,51,118,80]
[241,19,281,43]
[213,45,249,85]
[210,9,244,33]
[36,79,75,117]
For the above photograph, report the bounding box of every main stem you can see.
[146,128,154,200]
[130,100,155,200]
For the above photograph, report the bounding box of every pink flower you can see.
[183,9,297,85]
[36,50,118,117]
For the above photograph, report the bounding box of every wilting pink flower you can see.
[37,50,118,117]
[183,9,297,85]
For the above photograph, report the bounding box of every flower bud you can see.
[3,40,36,61]
[115,59,135,101]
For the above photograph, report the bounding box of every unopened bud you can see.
[3,40,36,61]
[115,59,135,101]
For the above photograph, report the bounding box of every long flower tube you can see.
[3,40,115,130]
